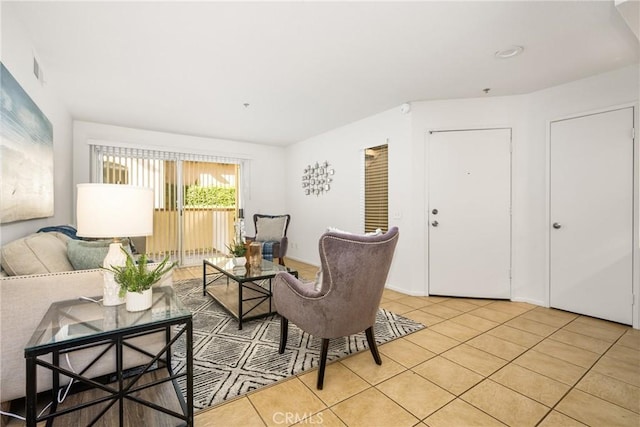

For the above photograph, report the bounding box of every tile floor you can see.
[175,260,640,427]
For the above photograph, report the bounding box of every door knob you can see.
[432,209,438,215]
[553,222,562,229]
[432,221,439,227]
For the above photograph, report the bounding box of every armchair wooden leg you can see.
[365,326,382,365]
[278,257,285,266]
[279,317,289,354]
[317,338,330,390]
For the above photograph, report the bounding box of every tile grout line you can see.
[548,321,639,416]
[414,303,545,427]
[427,302,634,424]
[184,263,638,426]
[402,303,542,425]
[411,301,627,426]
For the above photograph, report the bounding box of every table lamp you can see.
[76,184,154,306]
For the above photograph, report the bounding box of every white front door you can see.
[428,128,512,299]
[550,107,634,325]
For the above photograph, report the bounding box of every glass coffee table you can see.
[24,286,193,426]
[202,256,298,329]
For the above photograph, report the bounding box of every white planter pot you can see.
[126,288,153,312]
[233,257,247,267]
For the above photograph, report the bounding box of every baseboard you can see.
[510,296,546,308]
[385,284,424,296]
[380,287,549,305]
[285,256,319,268]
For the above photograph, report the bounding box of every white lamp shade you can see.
[76,184,154,238]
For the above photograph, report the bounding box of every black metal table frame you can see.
[25,302,193,426]
[202,259,297,329]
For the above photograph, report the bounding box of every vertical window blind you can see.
[90,144,242,265]
[364,144,388,233]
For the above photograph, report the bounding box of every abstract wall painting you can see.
[1,62,54,223]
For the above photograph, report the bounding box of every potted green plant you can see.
[103,249,176,312]
[226,240,247,266]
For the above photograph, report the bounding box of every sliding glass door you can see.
[92,145,241,265]
[180,160,238,264]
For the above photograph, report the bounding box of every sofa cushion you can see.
[67,239,131,270]
[255,216,287,242]
[67,239,110,270]
[0,232,74,276]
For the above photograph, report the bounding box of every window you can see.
[91,144,242,265]
[364,144,388,233]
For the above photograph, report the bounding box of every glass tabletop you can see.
[204,256,296,280]
[25,286,191,354]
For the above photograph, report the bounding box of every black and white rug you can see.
[170,277,425,410]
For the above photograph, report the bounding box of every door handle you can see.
[553,222,562,229]
[432,221,439,227]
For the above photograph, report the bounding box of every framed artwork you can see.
[1,62,54,223]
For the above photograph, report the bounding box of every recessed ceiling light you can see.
[495,45,524,59]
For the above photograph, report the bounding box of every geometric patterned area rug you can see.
[170,277,425,411]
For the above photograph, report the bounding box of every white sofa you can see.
[0,243,173,405]
[0,268,173,404]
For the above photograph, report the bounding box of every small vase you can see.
[249,242,262,269]
[126,288,153,312]
[233,257,247,267]
[245,242,251,265]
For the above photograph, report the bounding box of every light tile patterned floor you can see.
[174,260,640,427]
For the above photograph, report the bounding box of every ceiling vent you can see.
[33,56,44,85]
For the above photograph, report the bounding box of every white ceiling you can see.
[7,1,639,146]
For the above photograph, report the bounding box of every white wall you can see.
[0,4,74,245]
[4,0,637,322]
[284,107,412,290]
[72,121,288,229]
[287,64,639,309]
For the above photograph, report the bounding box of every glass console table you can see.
[24,286,193,426]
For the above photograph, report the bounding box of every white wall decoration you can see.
[302,161,334,196]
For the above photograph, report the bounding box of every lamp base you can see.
[102,242,126,306]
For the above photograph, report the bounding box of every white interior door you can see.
[550,107,634,325]
[428,128,512,298]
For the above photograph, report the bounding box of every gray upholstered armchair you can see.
[273,227,399,389]
[245,214,290,266]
